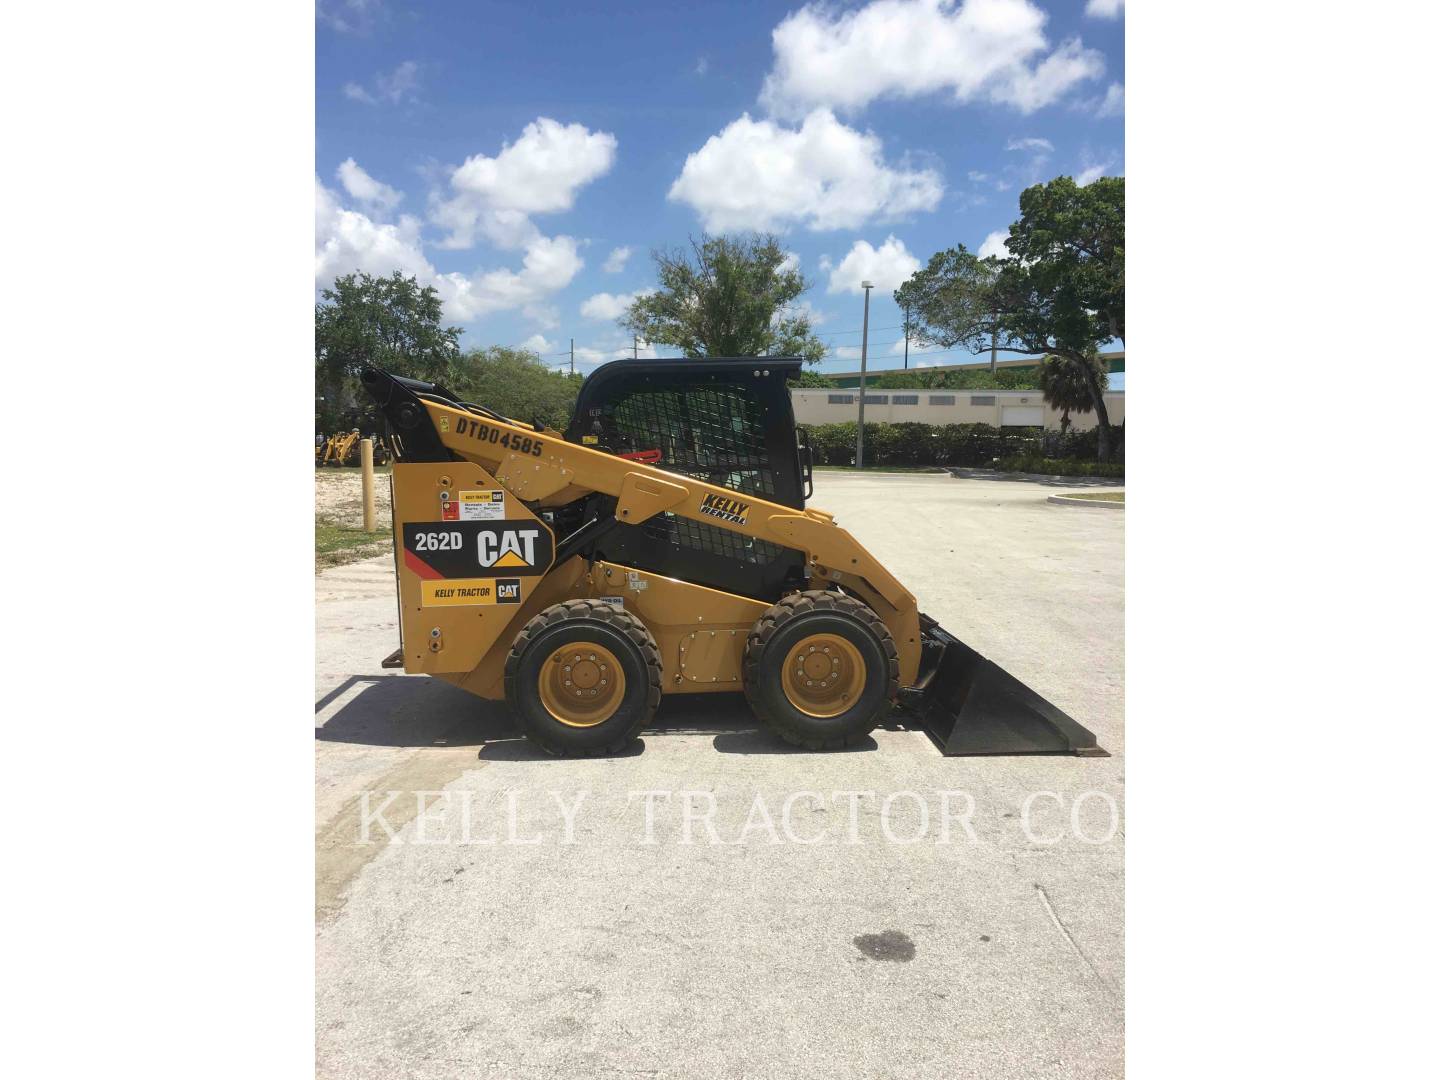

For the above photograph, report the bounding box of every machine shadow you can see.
[317,677,921,759]
[315,675,509,749]
[946,468,1124,488]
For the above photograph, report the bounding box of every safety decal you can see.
[403,520,554,580]
[420,577,522,608]
[698,492,750,526]
[598,596,624,610]
[458,489,505,520]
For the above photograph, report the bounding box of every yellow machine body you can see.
[365,363,1103,756]
[389,397,923,698]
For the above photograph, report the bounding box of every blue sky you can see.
[316,0,1124,381]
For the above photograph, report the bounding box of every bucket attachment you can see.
[905,615,1107,756]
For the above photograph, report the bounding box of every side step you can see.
[381,647,405,670]
[905,616,1107,756]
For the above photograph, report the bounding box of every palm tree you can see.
[1039,354,1107,434]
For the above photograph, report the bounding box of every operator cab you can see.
[562,358,814,600]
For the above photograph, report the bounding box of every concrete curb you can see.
[1047,494,1124,509]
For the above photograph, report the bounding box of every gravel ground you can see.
[315,468,392,529]
[315,470,1124,1079]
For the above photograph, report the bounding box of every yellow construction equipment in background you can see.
[316,429,391,467]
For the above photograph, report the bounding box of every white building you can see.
[790,388,1125,431]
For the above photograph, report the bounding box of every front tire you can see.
[504,599,662,756]
[743,590,899,750]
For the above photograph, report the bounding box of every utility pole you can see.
[990,312,998,374]
[856,280,873,469]
[570,338,574,375]
[903,302,911,370]
[633,335,639,360]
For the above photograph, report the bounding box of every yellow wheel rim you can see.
[537,642,626,728]
[781,633,866,718]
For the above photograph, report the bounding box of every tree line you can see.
[315,175,1123,459]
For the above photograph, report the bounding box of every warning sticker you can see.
[421,577,522,607]
[598,596,624,609]
[458,490,505,520]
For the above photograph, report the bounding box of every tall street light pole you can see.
[856,280,873,469]
[903,302,910,370]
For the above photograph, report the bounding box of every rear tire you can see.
[743,590,899,750]
[504,599,662,756]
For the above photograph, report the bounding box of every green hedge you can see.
[993,456,1125,477]
[800,421,1124,468]
[803,422,1044,467]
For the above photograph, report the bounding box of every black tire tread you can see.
[742,589,899,750]
[504,598,663,756]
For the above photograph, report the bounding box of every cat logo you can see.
[496,578,521,604]
[438,416,450,433]
[478,528,540,568]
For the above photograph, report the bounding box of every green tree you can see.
[895,176,1124,460]
[787,367,834,388]
[621,234,826,364]
[1039,354,1106,433]
[315,271,463,429]
[446,346,583,430]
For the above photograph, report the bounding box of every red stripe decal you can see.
[404,549,443,580]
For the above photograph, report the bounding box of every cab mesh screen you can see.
[608,384,777,499]
[639,512,787,566]
[608,382,788,565]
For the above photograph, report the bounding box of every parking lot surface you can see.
[316,471,1124,1079]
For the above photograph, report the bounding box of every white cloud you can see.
[1076,163,1108,186]
[318,0,387,35]
[825,235,921,295]
[336,158,401,212]
[1003,133,1053,186]
[760,0,1104,117]
[431,117,617,250]
[343,60,420,106]
[1094,82,1124,118]
[669,109,943,232]
[519,334,557,353]
[695,57,709,76]
[995,39,1105,113]
[1006,136,1053,153]
[602,245,632,273]
[1085,0,1124,18]
[779,250,801,275]
[524,304,561,331]
[580,290,653,321]
[315,172,586,324]
[433,234,585,322]
[315,177,433,285]
[978,229,1010,259]
[781,297,828,326]
[573,339,659,366]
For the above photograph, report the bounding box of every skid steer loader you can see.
[361,361,1104,757]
